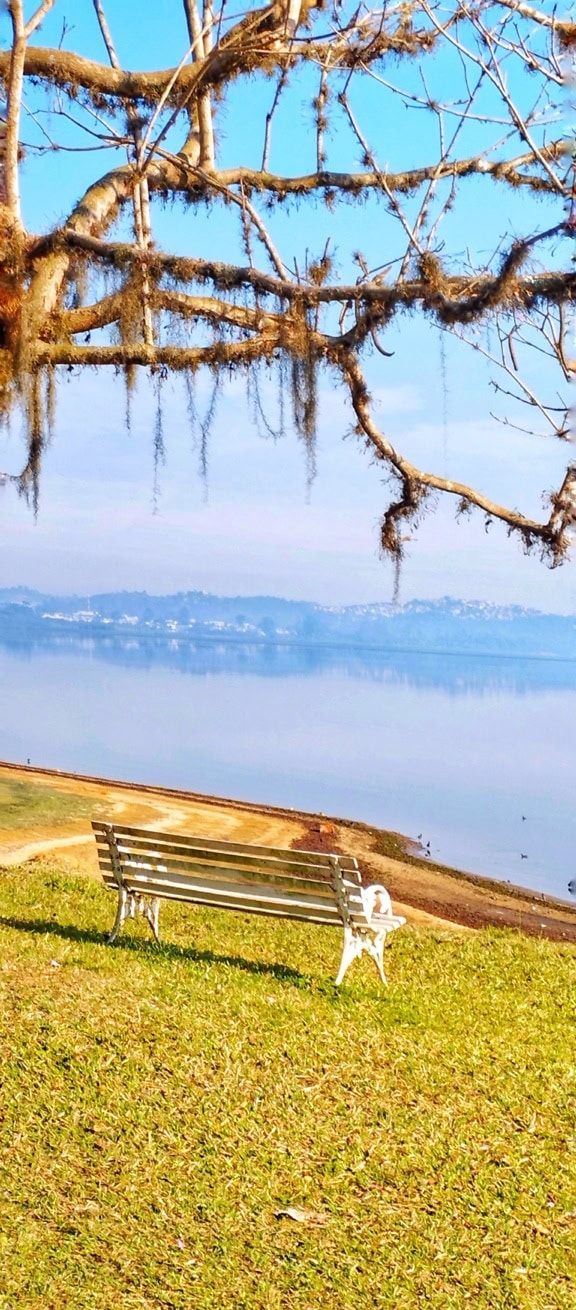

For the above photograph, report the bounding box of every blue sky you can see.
[0,1,573,611]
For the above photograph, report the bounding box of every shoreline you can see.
[3,623,576,666]
[1,758,576,943]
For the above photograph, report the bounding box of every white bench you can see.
[92,821,405,986]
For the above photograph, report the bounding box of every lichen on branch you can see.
[0,0,571,564]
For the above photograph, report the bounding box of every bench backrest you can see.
[92,821,369,930]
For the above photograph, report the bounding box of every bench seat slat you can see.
[92,821,359,872]
[101,867,341,912]
[97,854,368,918]
[114,847,342,886]
[97,848,370,919]
[99,872,341,923]
[100,870,400,931]
[100,870,376,923]
[95,853,339,900]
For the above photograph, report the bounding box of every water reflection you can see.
[0,633,574,903]
[1,631,575,697]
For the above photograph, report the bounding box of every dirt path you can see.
[0,833,94,865]
[0,799,220,867]
[1,761,575,943]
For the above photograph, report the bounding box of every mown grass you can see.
[0,866,574,1310]
[0,779,96,829]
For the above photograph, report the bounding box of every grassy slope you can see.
[0,867,574,1310]
[0,780,96,829]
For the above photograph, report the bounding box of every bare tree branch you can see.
[0,0,571,566]
[340,350,575,564]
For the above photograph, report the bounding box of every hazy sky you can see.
[0,2,573,612]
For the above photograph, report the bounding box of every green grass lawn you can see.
[0,867,574,1310]
[0,779,96,829]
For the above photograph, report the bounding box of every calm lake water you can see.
[1,634,575,902]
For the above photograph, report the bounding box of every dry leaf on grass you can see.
[274,1207,329,1226]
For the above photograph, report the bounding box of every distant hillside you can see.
[0,588,574,659]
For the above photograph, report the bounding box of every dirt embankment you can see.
[293,820,576,943]
[1,761,575,944]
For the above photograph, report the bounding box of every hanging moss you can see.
[18,371,45,516]
[124,363,138,431]
[379,476,429,563]
[45,366,57,439]
[198,371,222,490]
[152,371,166,511]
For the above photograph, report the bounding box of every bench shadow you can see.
[0,914,310,985]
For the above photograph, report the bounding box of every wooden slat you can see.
[102,859,342,911]
[92,818,357,866]
[100,864,400,937]
[114,848,339,890]
[95,838,347,887]
[371,914,406,929]
[94,832,356,880]
[101,870,367,928]
[94,852,338,900]
[175,898,340,927]
[100,872,340,923]
[92,820,358,872]
[121,875,340,916]
[102,865,341,913]
[95,838,345,890]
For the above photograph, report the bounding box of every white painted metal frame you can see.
[104,825,161,945]
[330,861,405,986]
